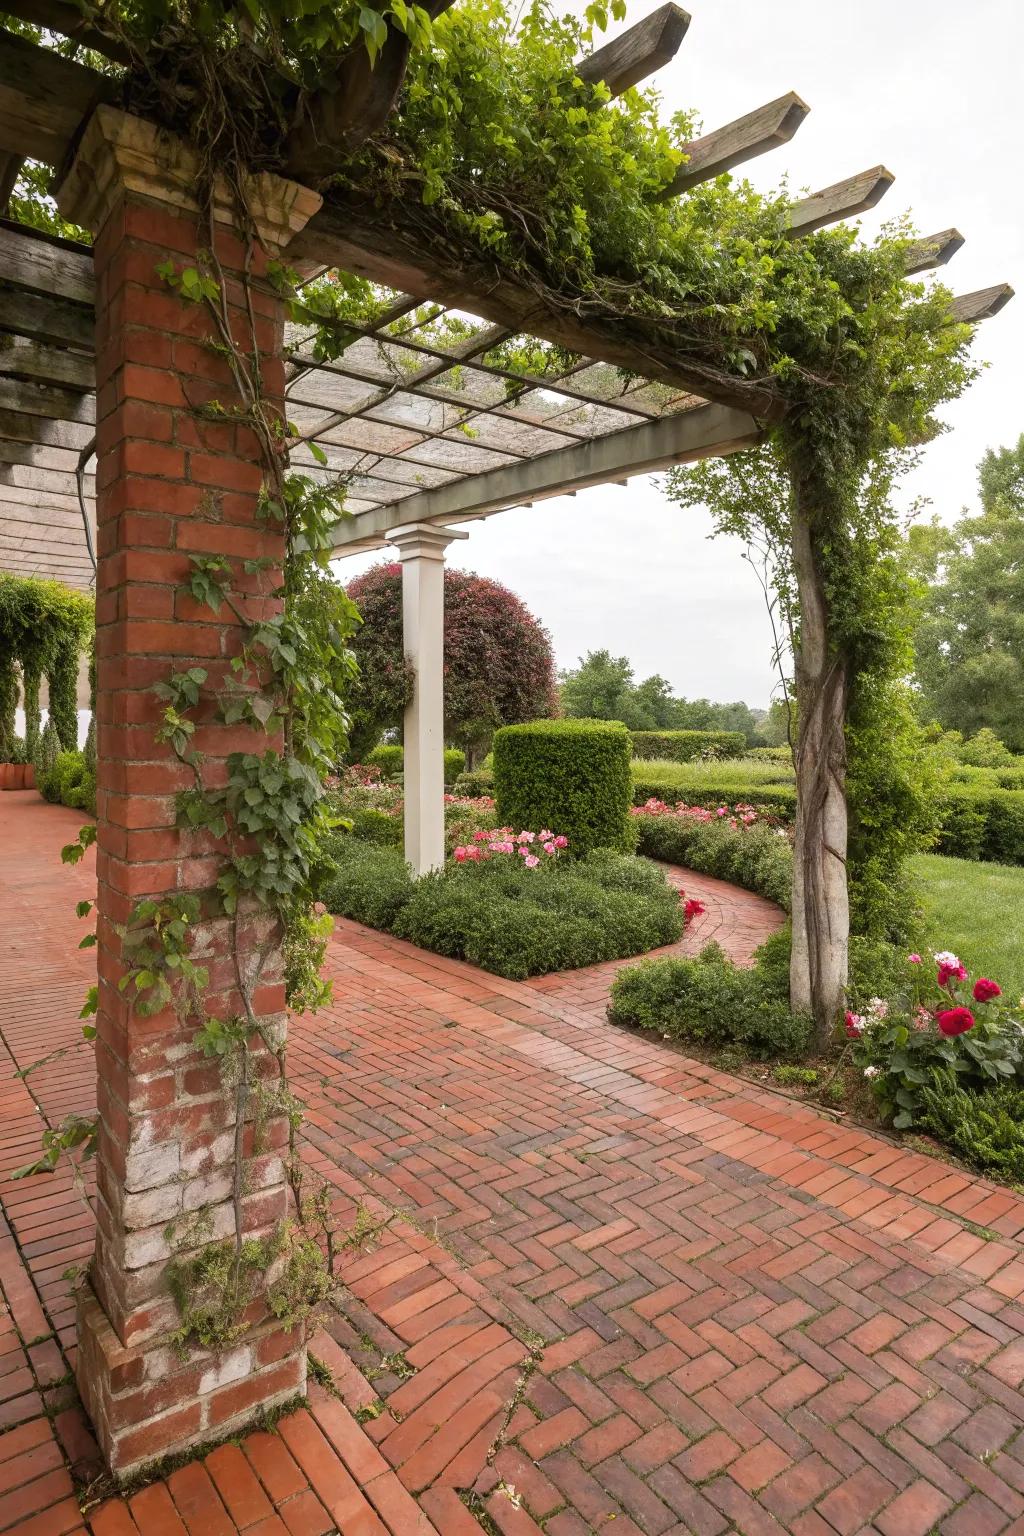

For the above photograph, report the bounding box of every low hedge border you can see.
[39,749,95,814]
[318,840,684,980]
[632,811,793,911]
[934,786,1024,864]
[630,730,747,763]
[631,767,797,820]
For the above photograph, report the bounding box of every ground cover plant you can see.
[318,833,687,980]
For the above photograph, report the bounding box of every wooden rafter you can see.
[660,91,810,198]
[904,228,965,275]
[0,219,93,304]
[950,284,1015,323]
[575,3,690,97]
[0,0,130,63]
[0,28,116,167]
[787,166,895,237]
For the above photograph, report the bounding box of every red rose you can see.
[973,978,1002,1003]
[937,963,968,988]
[684,898,706,921]
[936,1007,975,1037]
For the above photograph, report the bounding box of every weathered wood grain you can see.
[661,91,810,197]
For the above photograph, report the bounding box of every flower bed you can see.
[630,798,792,911]
[317,833,689,980]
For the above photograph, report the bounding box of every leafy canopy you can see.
[909,434,1024,752]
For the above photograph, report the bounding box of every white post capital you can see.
[385,524,469,876]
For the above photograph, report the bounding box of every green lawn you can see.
[911,852,1024,1000]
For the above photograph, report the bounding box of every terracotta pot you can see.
[0,764,12,790]
[22,764,35,790]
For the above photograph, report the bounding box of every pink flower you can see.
[716,807,728,817]
[553,836,568,849]
[973,978,1002,1003]
[473,830,490,842]
[543,842,556,855]
[453,847,468,862]
[937,962,968,989]
[907,953,922,965]
[517,831,535,844]
[936,1007,975,1037]
[523,855,540,868]
[845,1011,866,1038]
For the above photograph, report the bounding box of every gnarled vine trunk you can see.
[789,474,850,1046]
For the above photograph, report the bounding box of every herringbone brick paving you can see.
[5,791,1024,1534]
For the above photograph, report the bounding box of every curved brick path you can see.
[7,794,1024,1535]
[524,865,785,1018]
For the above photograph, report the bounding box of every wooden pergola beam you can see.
[575,3,690,97]
[0,1,131,64]
[0,340,94,391]
[0,287,94,350]
[0,28,116,166]
[660,91,810,198]
[0,219,94,304]
[904,228,965,275]
[787,165,895,236]
[293,203,787,420]
[950,283,1015,323]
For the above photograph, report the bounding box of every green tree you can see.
[911,436,1024,751]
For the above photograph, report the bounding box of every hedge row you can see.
[364,743,466,782]
[631,765,1024,865]
[631,761,797,819]
[934,787,1024,864]
[629,730,747,763]
[633,812,793,911]
[494,717,633,855]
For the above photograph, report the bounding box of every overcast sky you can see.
[334,0,1023,710]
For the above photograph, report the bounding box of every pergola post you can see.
[386,523,468,875]
[55,108,321,1476]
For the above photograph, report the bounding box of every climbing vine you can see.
[7,0,995,1306]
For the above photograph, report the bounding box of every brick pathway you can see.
[6,791,1024,1534]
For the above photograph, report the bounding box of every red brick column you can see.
[57,108,321,1477]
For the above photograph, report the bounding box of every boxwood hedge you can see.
[493,717,633,855]
[630,729,746,762]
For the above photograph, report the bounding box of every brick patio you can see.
[5,790,1024,1534]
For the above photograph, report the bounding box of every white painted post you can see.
[386,523,469,875]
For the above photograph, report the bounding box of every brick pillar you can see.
[56,107,322,1478]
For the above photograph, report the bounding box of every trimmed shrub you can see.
[444,747,467,783]
[935,787,1024,864]
[609,940,810,1059]
[319,842,416,930]
[494,718,633,855]
[453,769,494,798]
[392,852,683,979]
[320,840,684,979]
[349,807,403,846]
[365,743,403,777]
[33,718,60,787]
[633,811,792,911]
[630,730,746,762]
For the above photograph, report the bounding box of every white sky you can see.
[335,0,1023,709]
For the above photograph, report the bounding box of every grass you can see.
[911,852,1024,1000]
